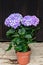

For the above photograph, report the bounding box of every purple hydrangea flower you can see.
[21,15,32,26]
[4,13,23,29]
[21,15,39,26]
[31,15,39,26]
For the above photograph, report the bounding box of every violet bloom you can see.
[31,15,39,26]
[21,15,39,26]
[21,15,32,26]
[4,13,23,29]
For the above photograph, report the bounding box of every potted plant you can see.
[4,13,39,65]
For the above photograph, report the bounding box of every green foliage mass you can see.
[6,25,39,52]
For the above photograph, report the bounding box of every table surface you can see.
[0,42,43,65]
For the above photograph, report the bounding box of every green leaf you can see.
[27,40,32,43]
[22,44,28,52]
[25,34,32,39]
[6,28,15,37]
[18,28,26,35]
[14,45,22,52]
[12,34,19,38]
[12,38,21,45]
[6,43,12,51]
[27,38,34,44]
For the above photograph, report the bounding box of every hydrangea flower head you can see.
[4,13,23,29]
[21,15,32,26]
[21,15,39,26]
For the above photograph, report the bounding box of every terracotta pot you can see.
[16,51,31,65]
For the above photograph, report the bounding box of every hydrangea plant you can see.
[4,13,39,52]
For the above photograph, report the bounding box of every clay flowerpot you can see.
[16,51,31,65]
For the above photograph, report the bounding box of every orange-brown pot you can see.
[16,51,31,65]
